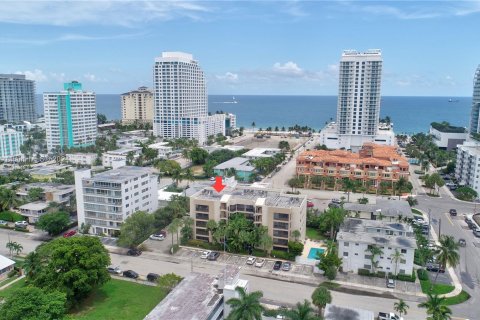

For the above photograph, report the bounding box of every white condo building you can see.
[153,52,232,145]
[0,74,36,123]
[470,65,480,134]
[75,166,158,236]
[0,125,24,160]
[44,82,97,152]
[320,50,394,151]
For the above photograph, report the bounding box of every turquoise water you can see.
[307,247,325,260]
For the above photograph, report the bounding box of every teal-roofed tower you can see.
[43,81,97,152]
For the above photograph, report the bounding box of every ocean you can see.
[35,94,472,134]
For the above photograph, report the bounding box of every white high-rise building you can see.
[470,66,480,134]
[44,82,97,152]
[75,166,158,236]
[320,49,394,151]
[0,125,24,160]
[0,74,36,123]
[153,52,232,145]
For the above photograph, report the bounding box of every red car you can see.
[307,200,314,208]
[63,230,76,238]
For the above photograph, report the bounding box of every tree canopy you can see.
[118,211,156,248]
[37,211,71,236]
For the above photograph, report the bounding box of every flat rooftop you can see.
[88,166,154,182]
[192,186,306,208]
[242,148,281,158]
[18,182,75,194]
[214,157,255,172]
[343,199,413,219]
[144,272,221,320]
[105,147,141,155]
[19,201,48,211]
[337,218,417,249]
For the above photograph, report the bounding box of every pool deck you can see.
[301,239,327,259]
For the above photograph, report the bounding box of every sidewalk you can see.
[0,275,25,291]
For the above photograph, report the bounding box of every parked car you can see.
[386,278,396,288]
[0,220,8,226]
[149,233,165,241]
[107,266,122,274]
[63,230,76,238]
[255,258,266,268]
[246,257,256,265]
[273,261,282,270]
[127,248,142,256]
[209,177,215,181]
[378,312,403,320]
[449,209,457,216]
[200,250,212,259]
[307,200,314,208]
[331,198,342,204]
[426,260,445,273]
[473,227,480,238]
[282,262,291,271]
[458,238,467,247]
[147,273,160,282]
[14,221,28,229]
[207,251,220,261]
[465,217,474,229]
[123,270,139,279]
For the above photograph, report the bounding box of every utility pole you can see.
[438,218,442,239]
[428,209,432,242]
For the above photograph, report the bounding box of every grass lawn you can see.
[306,227,326,241]
[0,278,167,320]
[420,279,454,295]
[441,290,470,305]
[0,275,20,288]
[411,208,423,216]
[68,279,167,320]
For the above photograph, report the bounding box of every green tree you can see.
[283,300,321,320]
[118,211,155,248]
[0,187,20,211]
[288,177,303,192]
[407,196,418,207]
[206,219,218,240]
[455,186,478,201]
[278,140,290,151]
[317,241,342,280]
[288,241,304,257]
[394,299,409,317]
[26,236,111,307]
[259,232,273,252]
[292,229,301,241]
[418,293,452,320]
[391,249,405,276]
[311,286,332,316]
[318,207,346,240]
[97,113,107,124]
[433,235,460,286]
[157,273,183,293]
[226,286,264,320]
[341,178,355,202]
[37,211,70,236]
[156,159,182,176]
[189,147,209,165]
[180,217,194,244]
[0,286,67,320]
[27,187,44,202]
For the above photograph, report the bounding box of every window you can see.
[344,242,349,247]
[401,249,407,254]
[343,252,348,256]
[355,243,359,246]
[364,264,371,270]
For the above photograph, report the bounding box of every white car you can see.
[107,266,122,274]
[200,250,212,259]
[14,221,28,228]
[246,256,256,265]
[149,234,165,241]
[0,220,8,226]
[255,258,266,268]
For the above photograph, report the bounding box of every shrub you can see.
[14,227,29,232]
[270,249,294,261]
[396,272,416,282]
[325,265,337,280]
[357,268,371,276]
[0,224,13,230]
[287,241,304,257]
[0,211,24,222]
[7,269,18,278]
[376,271,386,278]
[417,268,429,281]
[171,244,180,254]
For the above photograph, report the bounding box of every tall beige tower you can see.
[121,86,154,124]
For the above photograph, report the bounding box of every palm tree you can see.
[433,235,460,286]
[167,222,177,250]
[323,207,346,240]
[419,293,452,320]
[6,241,15,258]
[12,242,23,257]
[0,187,19,211]
[365,244,384,274]
[251,121,256,132]
[226,286,264,320]
[421,160,430,174]
[292,229,301,242]
[172,218,183,245]
[311,286,332,316]
[184,168,194,188]
[342,179,355,202]
[259,232,273,253]
[23,251,40,276]
[206,219,218,241]
[283,300,321,320]
[394,299,409,317]
[390,249,405,276]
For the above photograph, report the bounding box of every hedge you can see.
[270,249,295,261]
[417,268,429,281]
[0,211,24,222]
[396,272,416,282]
[358,268,371,276]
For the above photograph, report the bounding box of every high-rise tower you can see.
[0,74,36,123]
[44,81,97,152]
[337,49,382,136]
[470,66,480,134]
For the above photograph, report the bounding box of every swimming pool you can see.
[307,247,325,260]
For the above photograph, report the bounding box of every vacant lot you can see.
[233,134,308,150]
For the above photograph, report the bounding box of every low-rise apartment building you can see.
[189,186,306,251]
[213,157,256,182]
[148,142,174,159]
[242,148,281,160]
[337,218,417,275]
[455,141,480,195]
[18,201,48,223]
[16,182,75,204]
[343,198,413,222]
[65,153,98,166]
[429,123,467,151]
[102,147,141,167]
[296,143,409,190]
[75,166,158,236]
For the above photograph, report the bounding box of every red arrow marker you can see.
[212,176,226,193]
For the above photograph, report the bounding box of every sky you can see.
[1,0,479,96]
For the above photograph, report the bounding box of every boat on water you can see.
[213,96,238,104]
[448,98,459,102]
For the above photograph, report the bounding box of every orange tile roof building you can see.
[296,143,409,189]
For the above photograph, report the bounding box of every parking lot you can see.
[174,247,315,277]
[336,272,422,294]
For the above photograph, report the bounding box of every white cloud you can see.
[273,61,304,76]
[49,72,66,82]
[0,32,145,46]
[15,69,48,82]
[84,73,102,82]
[0,1,212,27]
[216,72,239,82]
